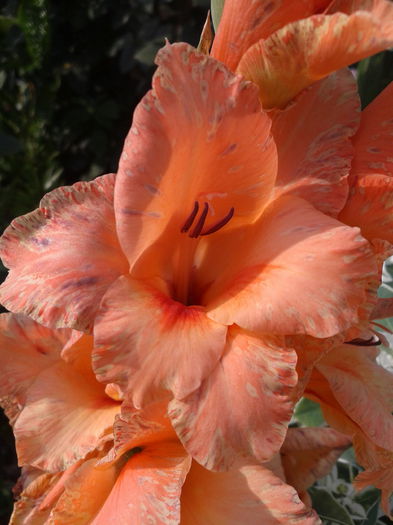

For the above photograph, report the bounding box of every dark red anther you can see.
[189,202,209,238]
[180,201,199,233]
[201,207,235,236]
[345,336,381,346]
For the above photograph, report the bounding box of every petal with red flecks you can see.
[0,173,128,331]
[271,68,360,217]
[237,9,393,109]
[115,42,277,271]
[169,327,297,470]
[203,195,376,338]
[93,275,227,408]
[181,460,320,525]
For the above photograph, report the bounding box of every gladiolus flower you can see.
[0,42,377,472]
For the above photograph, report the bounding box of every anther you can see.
[189,202,209,238]
[201,207,234,236]
[181,201,199,233]
[345,336,381,346]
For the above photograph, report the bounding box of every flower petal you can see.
[181,460,320,525]
[115,42,277,270]
[211,0,322,71]
[14,334,120,472]
[281,427,351,498]
[92,443,191,525]
[339,174,393,244]
[237,8,393,108]
[271,68,360,216]
[0,174,128,331]
[316,344,393,451]
[349,80,393,179]
[93,276,227,407]
[169,327,297,470]
[204,195,376,338]
[0,313,69,422]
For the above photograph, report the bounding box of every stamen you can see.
[345,335,381,346]
[201,207,235,236]
[189,202,209,238]
[181,201,199,233]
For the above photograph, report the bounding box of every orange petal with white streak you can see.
[169,327,297,470]
[181,460,320,525]
[211,0,324,71]
[204,195,376,338]
[0,174,128,331]
[271,68,360,216]
[114,42,277,271]
[93,276,227,407]
[238,8,393,108]
[14,333,120,472]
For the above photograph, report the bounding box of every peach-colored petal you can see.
[316,343,393,451]
[339,175,393,244]
[47,457,121,525]
[271,69,360,216]
[181,460,320,525]
[101,400,176,465]
[169,327,297,470]
[0,313,70,422]
[93,276,227,407]
[92,443,191,525]
[350,81,393,179]
[237,8,393,108]
[115,42,277,271]
[211,0,321,71]
[281,427,351,498]
[372,297,393,320]
[14,334,120,472]
[10,469,60,525]
[204,195,376,338]
[0,174,128,331]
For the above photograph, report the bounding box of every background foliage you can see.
[0,1,392,523]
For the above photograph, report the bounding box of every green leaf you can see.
[294,398,325,426]
[309,487,355,525]
[211,0,225,31]
[357,50,393,109]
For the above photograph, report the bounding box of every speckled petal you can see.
[204,195,376,338]
[237,7,393,108]
[181,460,320,525]
[169,327,297,470]
[93,276,227,407]
[0,173,128,331]
[92,443,191,525]
[115,42,277,271]
[271,68,360,217]
[210,0,321,71]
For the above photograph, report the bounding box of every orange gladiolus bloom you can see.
[0,42,377,472]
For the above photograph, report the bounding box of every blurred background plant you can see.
[0,0,392,523]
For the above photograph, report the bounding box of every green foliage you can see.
[211,0,225,30]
